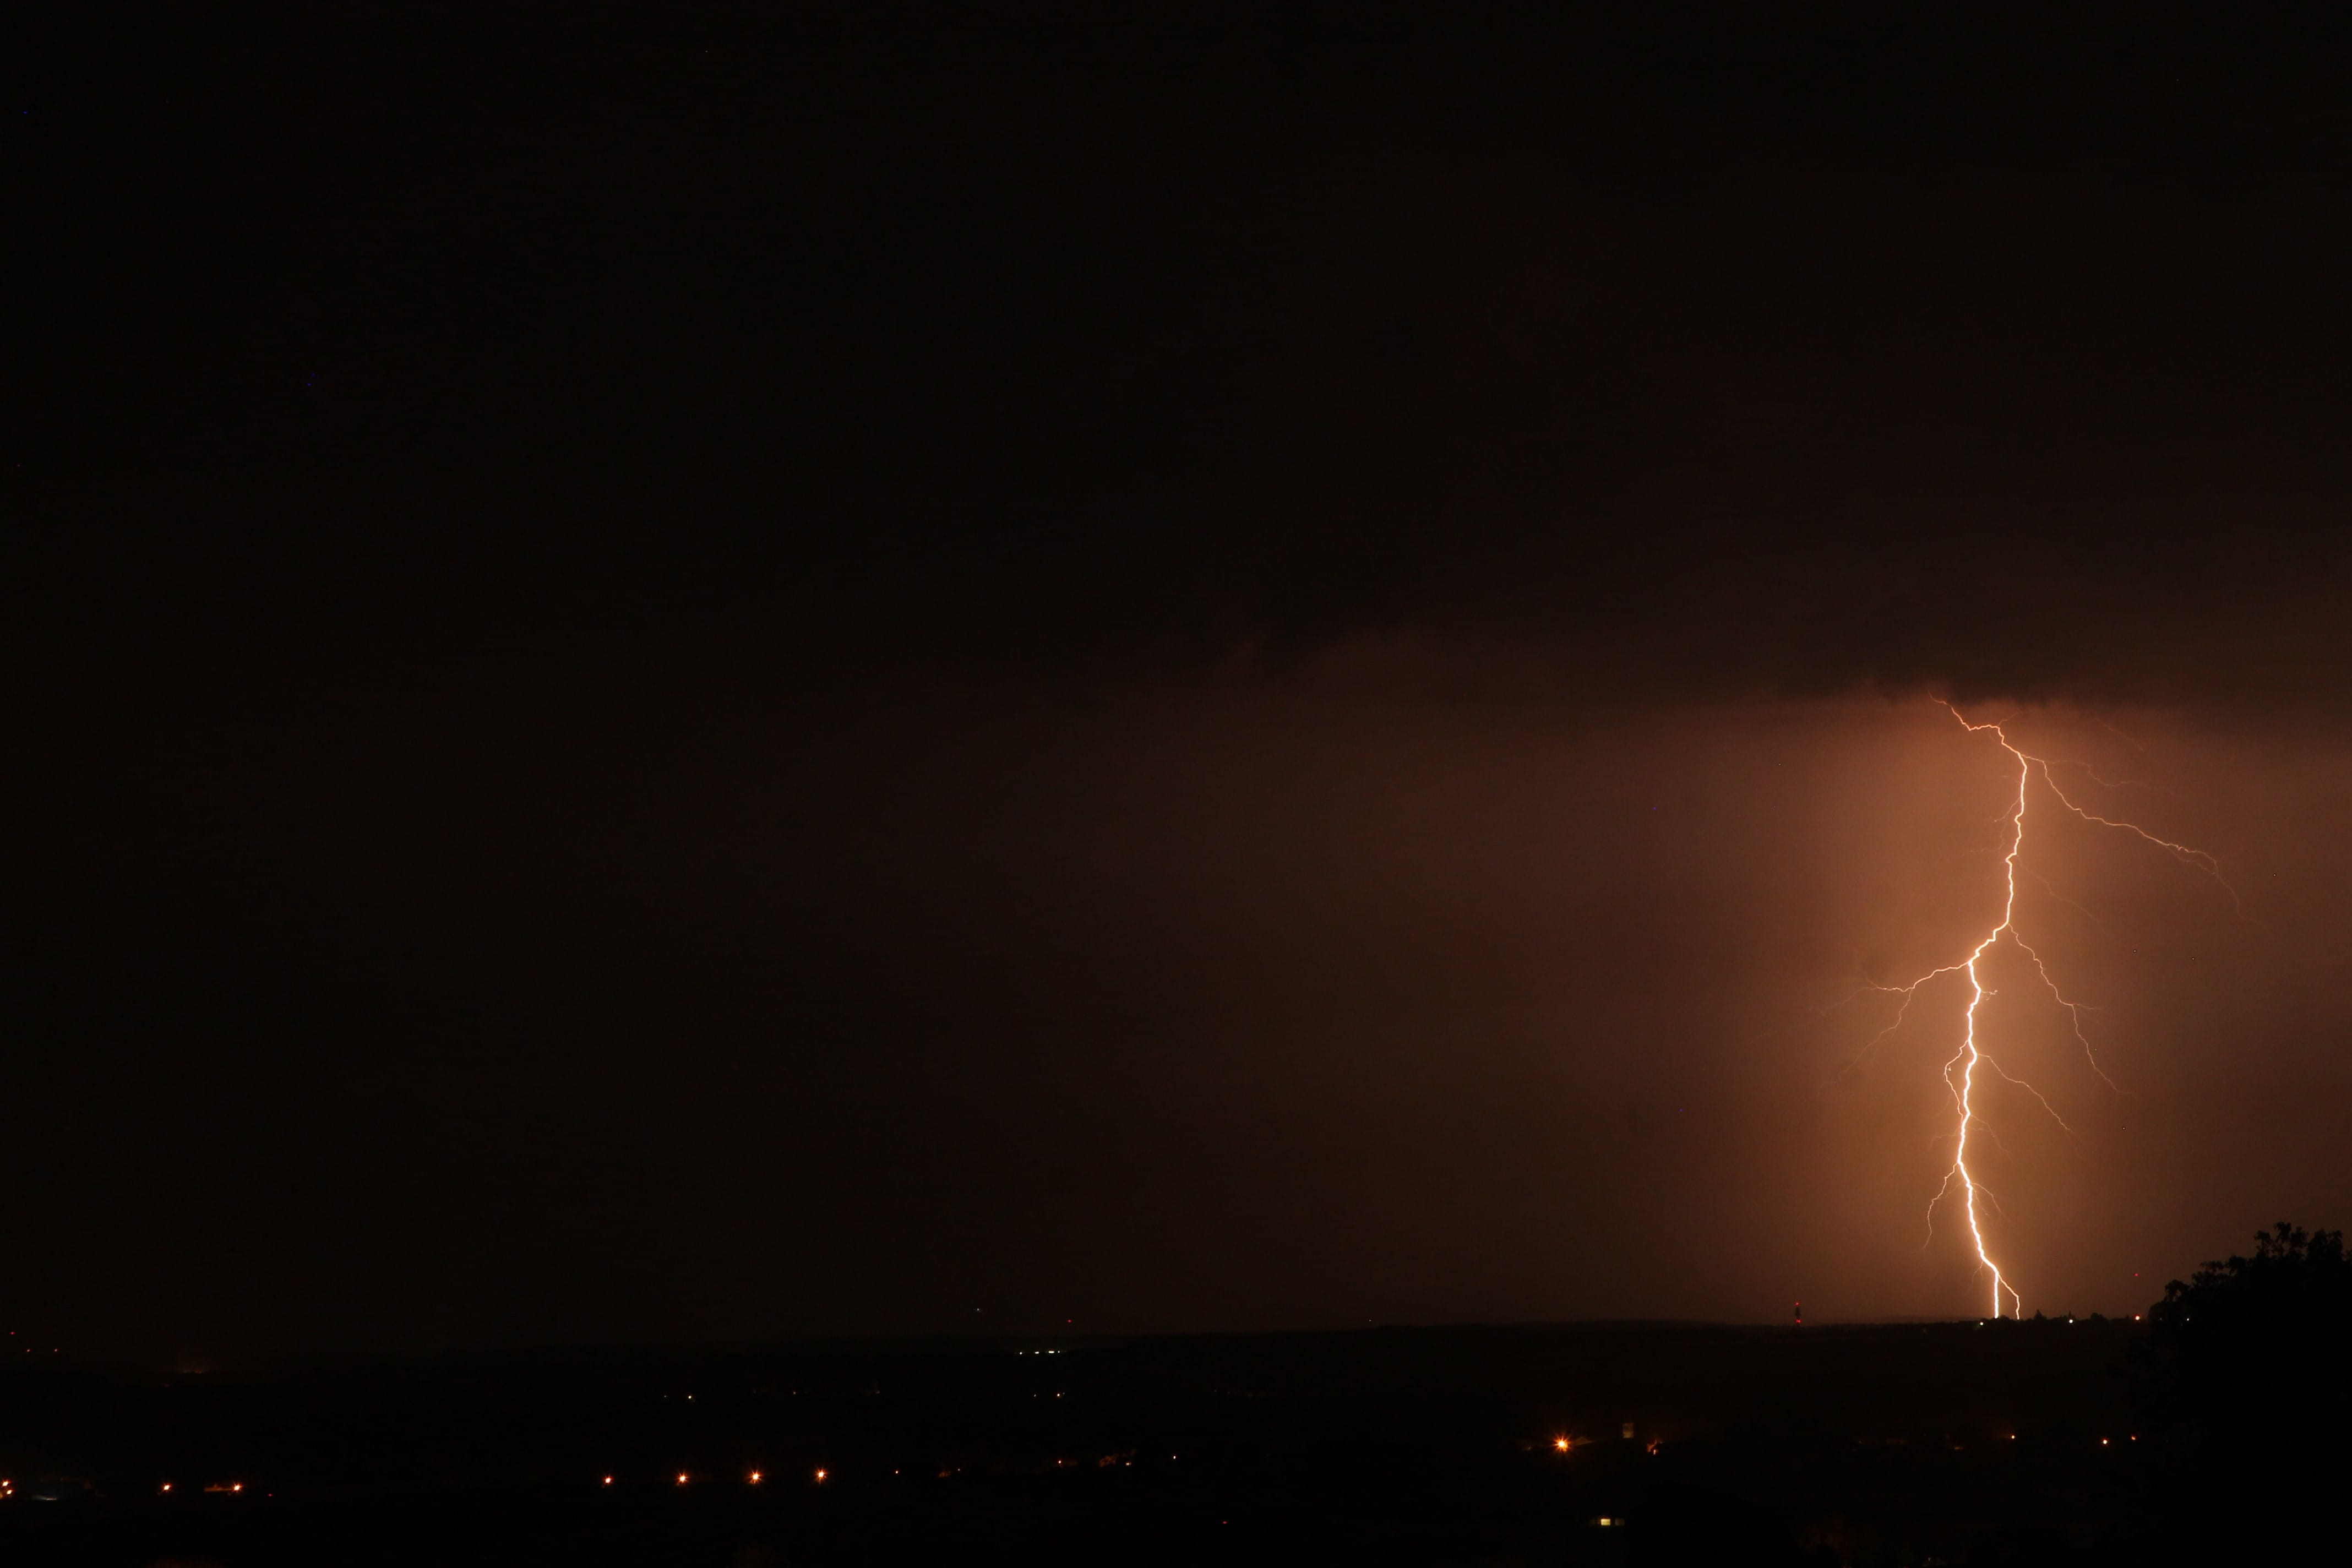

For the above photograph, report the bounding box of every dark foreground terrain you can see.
[0,1317,2178,1566]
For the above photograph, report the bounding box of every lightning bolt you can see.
[1866,704,2236,1319]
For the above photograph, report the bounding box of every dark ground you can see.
[0,1319,2152,1566]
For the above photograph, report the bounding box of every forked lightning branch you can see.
[1863,704,2235,1319]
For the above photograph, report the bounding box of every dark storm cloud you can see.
[16,3,2352,711]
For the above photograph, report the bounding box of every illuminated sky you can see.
[13,7,2352,1355]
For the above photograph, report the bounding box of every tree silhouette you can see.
[2128,1222,2352,1563]
[2144,1221,2352,1440]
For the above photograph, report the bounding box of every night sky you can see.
[12,5,2352,1359]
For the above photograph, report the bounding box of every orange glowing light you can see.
[160,1483,172,1493]
[1861,705,2236,1318]
[677,1473,689,1485]
[602,1476,614,1486]
[1553,1437,1571,1452]
[231,1483,242,1493]
[814,1468,828,1482]
[749,1471,763,1484]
